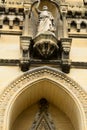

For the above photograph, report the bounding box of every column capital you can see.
[60,4,68,16]
[23,2,32,14]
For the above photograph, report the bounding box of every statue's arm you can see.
[29,0,41,17]
[35,7,41,14]
[35,0,41,14]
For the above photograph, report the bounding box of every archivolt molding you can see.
[0,66,87,129]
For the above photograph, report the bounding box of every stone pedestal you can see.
[33,33,58,59]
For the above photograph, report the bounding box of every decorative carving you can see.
[60,38,72,73]
[0,13,24,31]
[61,38,72,54]
[30,98,55,130]
[33,33,58,58]
[20,36,32,71]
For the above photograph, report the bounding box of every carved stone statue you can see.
[35,5,56,36]
[32,0,58,59]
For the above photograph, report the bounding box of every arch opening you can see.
[3,17,9,25]
[5,79,85,130]
[70,21,77,31]
[0,67,86,130]
[12,98,74,130]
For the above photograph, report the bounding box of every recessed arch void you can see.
[0,66,86,130]
[70,21,77,30]
[13,18,20,26]
[80,21,86,29]
[3,17,9,25]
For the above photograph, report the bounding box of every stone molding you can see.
[0,66,87,130]
[1,59,87,69]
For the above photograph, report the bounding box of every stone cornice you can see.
[0,59,87,69]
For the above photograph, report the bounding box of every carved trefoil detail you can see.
[30,98,55,130]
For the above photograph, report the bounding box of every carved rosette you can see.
[33,33,58,58]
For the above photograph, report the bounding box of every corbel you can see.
[19,2,32,72]
[20,36,32,72]
[61,38,72,73]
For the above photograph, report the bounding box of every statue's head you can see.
[42,6,48,11]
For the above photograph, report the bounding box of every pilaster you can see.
[19,2,32,72]
[9,20,13,29]
[77,22,80,32]
[60,3,72,73]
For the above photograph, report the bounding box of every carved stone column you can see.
[68,22,71,32]
[20,3,32,72]
[5,8,9,14]
[23,8,29,36]
[60,4,72,73]
[19,21,23,30]
[77,22,80,32]
[61,4,68,38]
[9,20,13,29]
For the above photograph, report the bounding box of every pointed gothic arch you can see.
[0,66,87,130]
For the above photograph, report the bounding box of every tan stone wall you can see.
[70,38,87,62]
[0,35,20,59]
[65,0,83,5]
[0,66,23,94]
[68,69,87,92]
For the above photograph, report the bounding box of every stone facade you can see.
[0,0,87,130]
